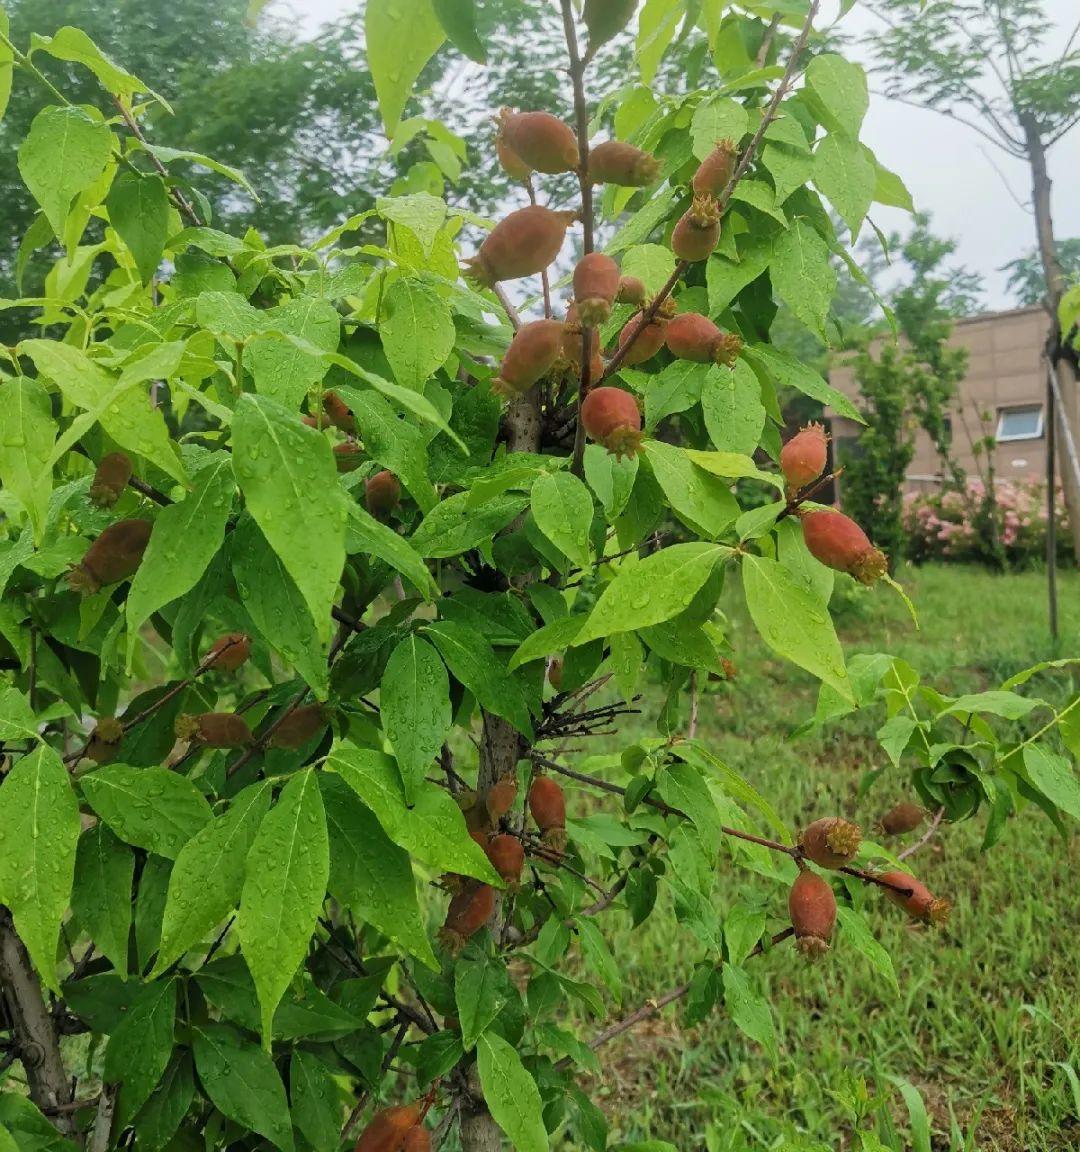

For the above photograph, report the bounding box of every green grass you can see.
[566,564,1080,1151]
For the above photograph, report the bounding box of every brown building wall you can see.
[826,306,1052,495]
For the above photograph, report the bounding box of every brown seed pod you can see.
[616,315,667,367]
[464,206,577,287]
[67,519,154,595]
[85,717,124,765]
[879,870,950,925]
[547,658,563,691]
[497,132,532,182]
[588,140,660,186]
[780,423,829,494]
[580,385,643,459]
[270,704,329,750]
[529,775,567,850]
[439,882,496,952]
[486,833,525,889]
[671,197,721,262]
[175,712,254,749]
[493,319,565,397]
[583,0,638,51]
[204,632,251,673]
[485,775,518,824]
[788,870,837,959]
[879,802,925,837]
[498,109,579,175]
[664,312,742,365]
[355,1104,423,1152]
[615,275,647,306]
[799,817,861,869]
[573,253,621,327]
[89,452,133,509]
[365,470,402,519]
[401,1127,431,1152]
[692,140,737,197]
[800,509,887,586]
[334,440,363,473]
[322,391,356,435]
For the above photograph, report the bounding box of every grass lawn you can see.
[570,564,1080,1151]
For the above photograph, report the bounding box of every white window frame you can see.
[995,404,1044,442]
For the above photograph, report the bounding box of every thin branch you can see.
[113,97,202,227]
[493,284,522,331]
[869,89,1027,157]
[755,15,782,68]
[688,671,699,739]
[898,806,946,861]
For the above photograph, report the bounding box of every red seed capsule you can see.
[486,834,525,889]
[175,712,254,748]
[788,870,837,959]
[780,423,829,493]
[334,441,363,473]
[529,776,567,850]
[879,870,950,925]
[497,132,533,182]
[588,140,660,186]
[205,632,251,673]
[485,776,518,824]
[879,802,925,836]
[615,275,647,306]
[439,882,496,952]
[799,817,861,869]
[68,519,154,595]
[498,109,579,175]
[580,385,643,459]
[355,1104,423,1152]
[322,391,356,435]
[270,704,328,750]
[401,1127,431,1152]
[89,452,133,509]
[692,140,737,197]
[365,470,402,519]
[664,312,742,365]
[85,717,124,764]
[671,197,721,262]
[493,319,565,397]
[616,314,667,367]
[800,509,887,586]
[573,253,621,327]
[583,0,638,50]
[464,206,577,287]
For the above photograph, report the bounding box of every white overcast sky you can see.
[271,0,1080,309]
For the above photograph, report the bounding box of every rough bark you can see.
[0,911,76,1135]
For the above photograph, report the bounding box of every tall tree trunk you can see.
[0,911,77,1135]
[1023,116,1080,561]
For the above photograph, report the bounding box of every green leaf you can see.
[411,491,528,558]
[742,554,853,703]
[945,691,1041,721]
[231,393,348,644]
[814,134,875,237]
[320,773,438,969]
[507,616,584,672]
[476,1031,548,1152]
[656,762,723,853]
[805,53,868,139]
[706,235,776,314]
[366,0,446,136]
[230,517,329,697]
[431,0,486,62]
[81,766,212,860]
[574,543,729,644]
[0,10,13,124]
[744,343,863,423]
[339,387,437,511]
[104,978,176,1127]
[722,964,776,1059]
[346,504,438,600]
[134,1052,195,1152]
[18,105,113,239]
[152,781,272,976]
[327,743,501,885]
[138,143,259,200]
[690,96,748,158]
[836,906,898,993]
[872,158,915,212]
[701,360,766,455]
[642,361,708,428]
[643,440,739,537]
[126,455,234,669]
[425,618,534,738]
[22,339,186,483]
[238,770,329,1048]
[376,192,448,258]
[455,953,511,1050]
[245,298,341,409]
[761,142,816,206]
[531,472,593,568]
[71,824,133,975]
[0,377,55,544]
[636,0,682,84]
[30,26,160,104]
[770,219,836,339]
[380,276,455,390]
[381,635,452,803]
[1022,744,1080,821]
[583,444,638,519]
[0,686,39,744]
[290,1051,343,1152]
[0,745,80,991]
[192,1023,293,1152]
[106,172,169,283]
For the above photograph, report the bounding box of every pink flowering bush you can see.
[903,478,1074,567]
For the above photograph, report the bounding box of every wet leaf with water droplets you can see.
[380,634,451,803]
[71,823,134,976]
[104,977,176,1128]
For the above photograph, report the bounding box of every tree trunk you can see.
[0,911,76,1135]
[1022,116,1080,560]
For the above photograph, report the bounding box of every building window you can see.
[995,404,1044,442]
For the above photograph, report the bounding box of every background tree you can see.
[1002,236,1080,305]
